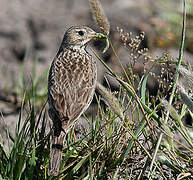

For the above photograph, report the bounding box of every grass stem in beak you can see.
[94,33,109,53]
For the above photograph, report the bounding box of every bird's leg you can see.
[71,125,77,142]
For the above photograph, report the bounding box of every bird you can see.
[48,26,102,176]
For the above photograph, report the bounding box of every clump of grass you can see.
[0,95,50,180]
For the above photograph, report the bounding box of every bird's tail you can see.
[48,131,66,176]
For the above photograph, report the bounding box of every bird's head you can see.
[62,26,106,50]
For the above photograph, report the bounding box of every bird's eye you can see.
[78,31,84,36]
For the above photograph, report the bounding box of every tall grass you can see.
[0,94,50,179]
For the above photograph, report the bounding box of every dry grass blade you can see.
[178,84,193,113]
[179,65,193,90]
[96,82,124,120]
[161,99,181,123]
[89,0,110,35]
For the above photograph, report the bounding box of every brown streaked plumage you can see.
[48,26,98,176]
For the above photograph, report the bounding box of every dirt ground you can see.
[0,0,192,146]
